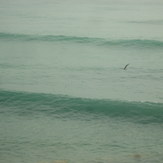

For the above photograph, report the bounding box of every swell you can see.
[0,90,163,123]
[127,19,163,24]
[0,32,163,48]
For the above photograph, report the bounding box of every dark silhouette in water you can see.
[123,64,129,70]
[133,154,142,160]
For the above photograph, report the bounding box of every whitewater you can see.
[0,0,163,163]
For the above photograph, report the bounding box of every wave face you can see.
[0,90,162,124]
[1,32,163,49]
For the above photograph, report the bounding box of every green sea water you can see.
[0,0,163,163]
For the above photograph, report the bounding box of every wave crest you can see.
[0,90,163,123]
[0,32,163,48]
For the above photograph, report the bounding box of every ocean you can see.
[0,0,163,163]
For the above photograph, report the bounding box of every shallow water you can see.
[0,0,163,163]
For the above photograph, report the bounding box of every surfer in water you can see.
[123,64,129,70]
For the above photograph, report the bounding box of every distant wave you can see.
[0,32,163,48]
[127,19,163,25]
[0,90,163,123]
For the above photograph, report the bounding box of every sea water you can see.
[0,0,163,163]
